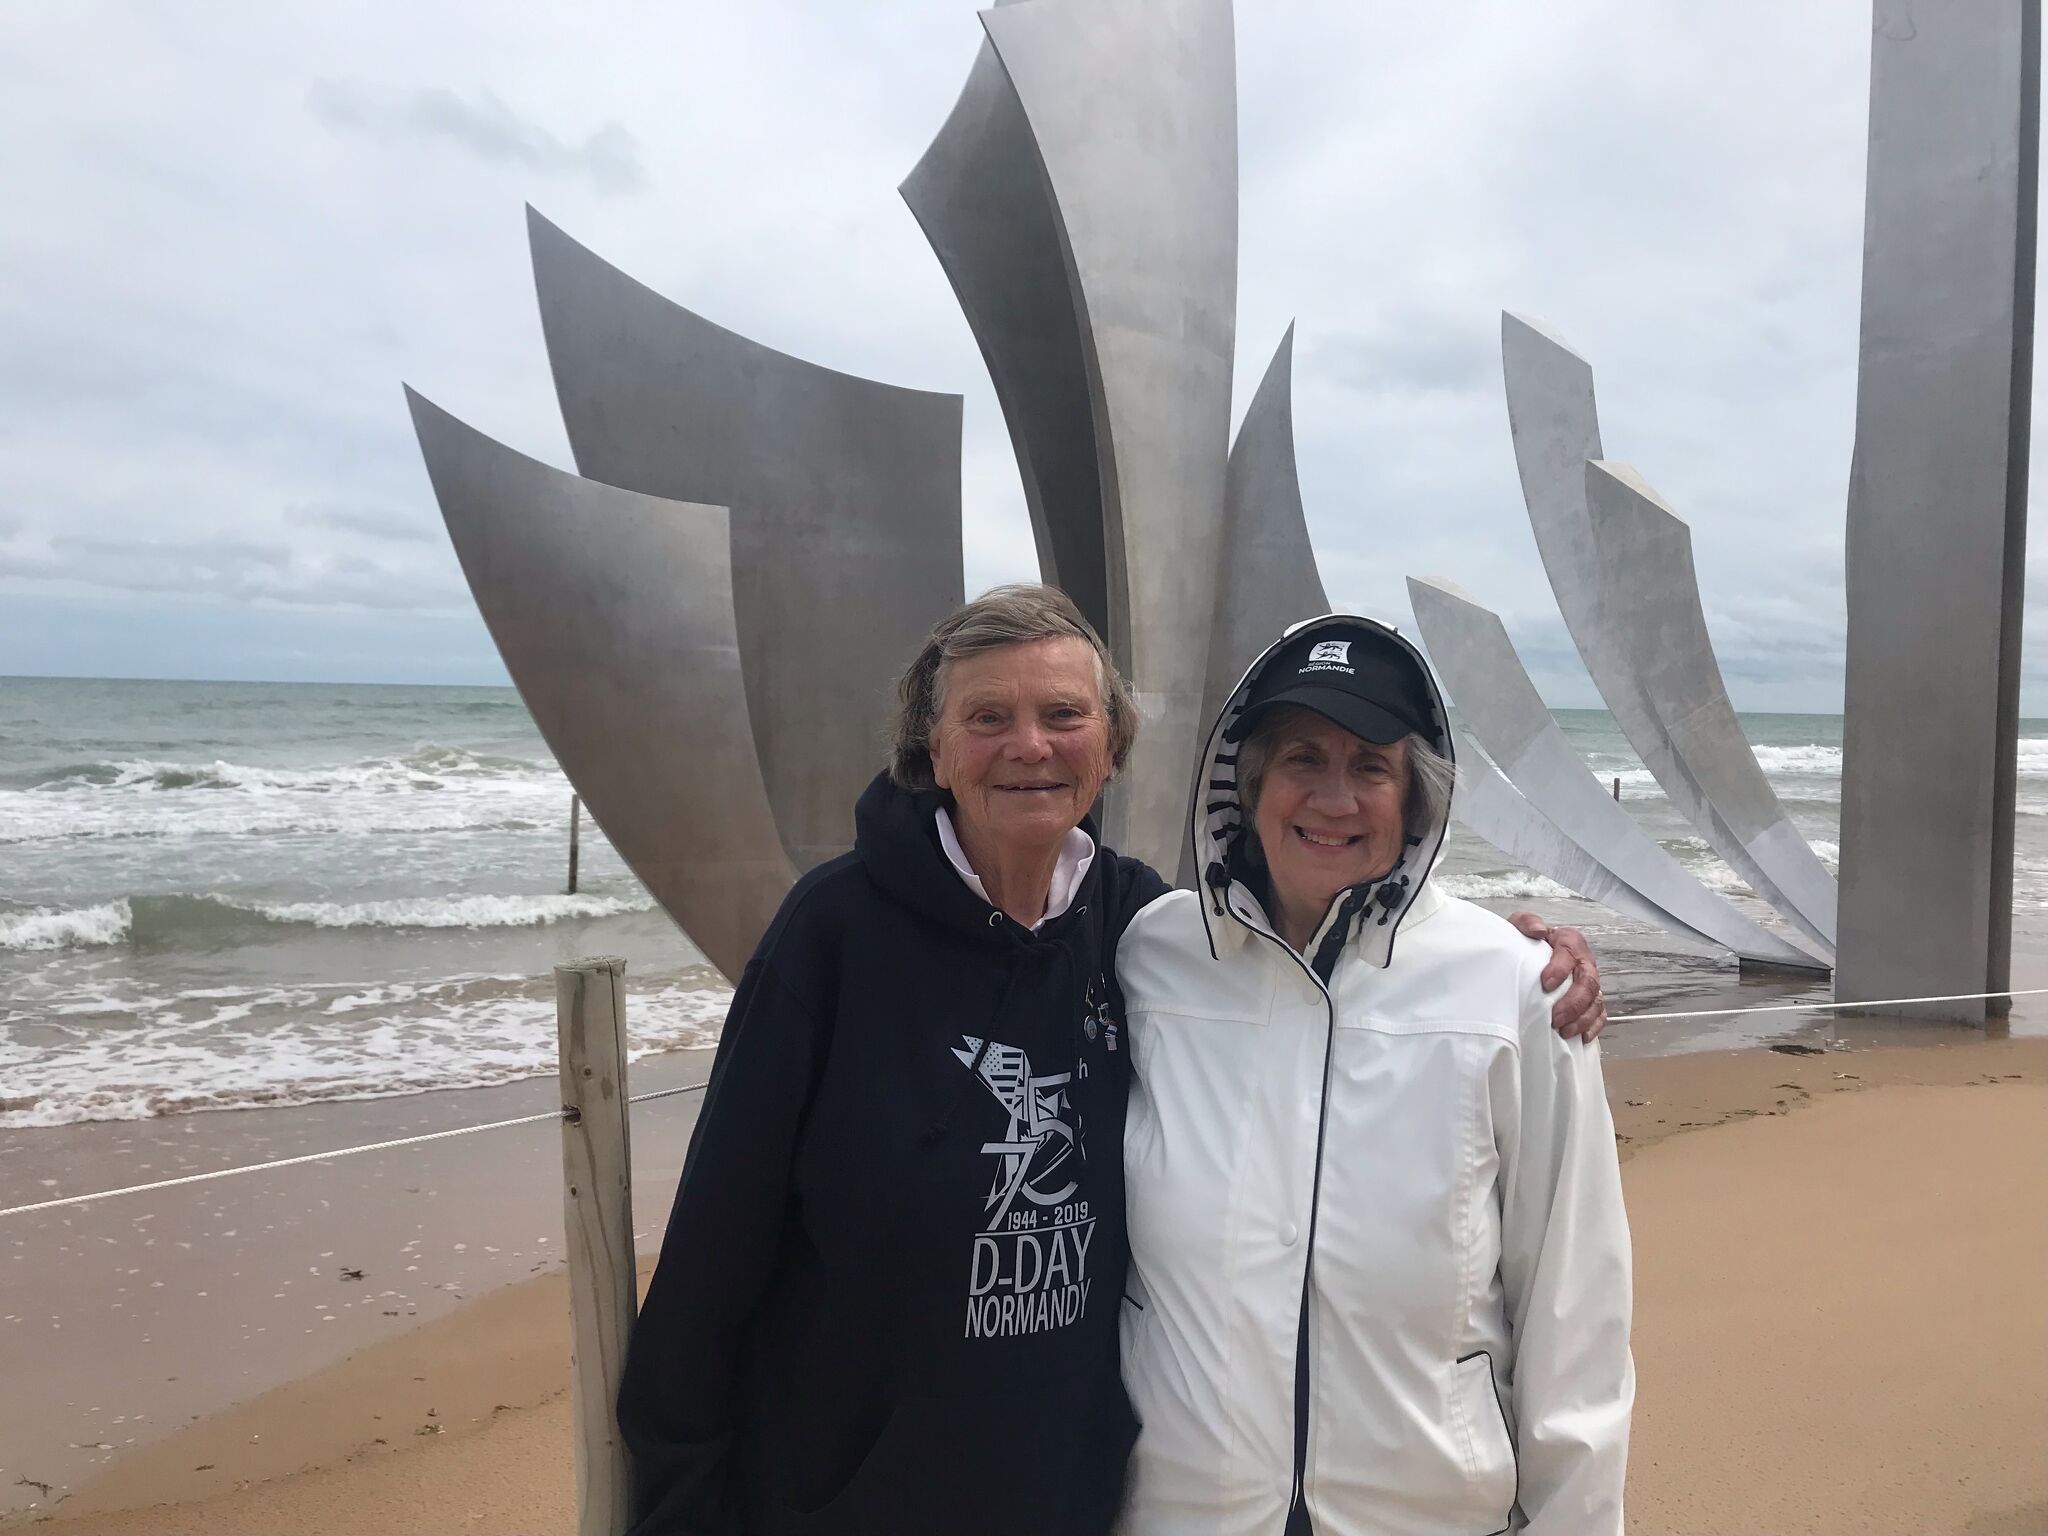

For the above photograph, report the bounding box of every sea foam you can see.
[0,891,656,949]
[1438,873,1578,902]
[0,973,734,1128]
[0,900,133,951]
[1748,744,1843,774]
[0,745,569,846]
[246,892,655,929]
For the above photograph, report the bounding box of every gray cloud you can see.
[0,0,2041,712]
[308,79,646,196]
[0,531,466,611]
[286,501,440,544]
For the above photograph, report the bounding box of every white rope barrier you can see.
[1607,984,2048,1024]
[6,980,2044,1223]
[0,1081,707,1221]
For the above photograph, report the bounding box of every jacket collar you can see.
[1209,871,1448,961]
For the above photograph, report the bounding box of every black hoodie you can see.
[618,770,1169,1536]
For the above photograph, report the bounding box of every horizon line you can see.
[0,672,1911,719]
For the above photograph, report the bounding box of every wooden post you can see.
[555,957,635,1536]
[567,794,582,895]
[1611,776,1621,801]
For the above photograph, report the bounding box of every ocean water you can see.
[4,677,2044,1128]
[0,678,724,1129]
[1435,707,1850,903]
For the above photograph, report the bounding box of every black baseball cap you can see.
[1223,624,1439,747]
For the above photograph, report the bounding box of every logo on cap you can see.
[1308,640,1351,666]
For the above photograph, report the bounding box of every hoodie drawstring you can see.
[1205,861,1230,917]
[1374,873,1411,927]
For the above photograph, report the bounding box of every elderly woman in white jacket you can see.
[1116,615,1633,1536]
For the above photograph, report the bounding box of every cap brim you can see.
[1222,686,1422,746]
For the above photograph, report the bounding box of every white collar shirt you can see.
[935,807,1096,932]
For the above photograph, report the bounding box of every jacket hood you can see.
[1193,614,1456,972]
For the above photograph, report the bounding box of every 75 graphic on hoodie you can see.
[952,1035,1097,1339]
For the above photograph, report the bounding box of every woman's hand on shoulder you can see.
[1506,911,1606,1042]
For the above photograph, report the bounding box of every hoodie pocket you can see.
[772,1401,912,1532]
[1454,1351,1517,1531]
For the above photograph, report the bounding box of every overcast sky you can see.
[0,2,2036,712]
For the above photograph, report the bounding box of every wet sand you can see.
[0,1047,714,1521]
[5,1032,2042,1534]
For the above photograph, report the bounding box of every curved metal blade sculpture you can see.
[1499,313,1838,958]
[1581,461,1839,955]
[901,32,1111,642]
[1409,577,1827,971]
[406,218,966,980]
[1451,732,1730,946]
[406,0,2029,1005]
[407,389,797,982]
[945,0,1240,872]
[1193,328,1826,961]
[1187,326,1330,886]
[1202,326,1328,738]
[528,210,964,878]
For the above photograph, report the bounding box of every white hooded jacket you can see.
[1115,614,1633,1536]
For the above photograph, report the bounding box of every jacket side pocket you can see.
[1454,1351,1518,1533]
[1118,1285,1151,1387]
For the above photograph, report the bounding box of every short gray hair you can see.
[889,583,1138,790]
[1236,705,1453,846]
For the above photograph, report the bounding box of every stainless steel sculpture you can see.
[1409,577,1826,971]
[974,0,1240,876]
[1500,312,1838,957]
[1180,326,1675,913]
[1200,327,1329,740]
[1582,462,1839,955]
[1451,731,1730,951]
[1837,1,2038,1022]
[528,209,964,876]
[901,31,1110,641]
[1181,326,1330,884]
[407,0,2032,1005]
[407,389,796,982]
[413,1,1242,980]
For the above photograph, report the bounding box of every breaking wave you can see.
[1747,744,1842,774]
[241,892,654,930]
[0,744,570,846]
[0,972,733,1129]
[1438,873,1578,902]
[0,891,656,950]
[0,901,134,951]
[11,743,545,794]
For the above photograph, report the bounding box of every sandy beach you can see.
[0,1046,715,1523]
[4,1027,2041,1535]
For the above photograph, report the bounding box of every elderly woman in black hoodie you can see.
[615,584,1604,1536]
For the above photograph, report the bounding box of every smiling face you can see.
[1249,707,1411,945]
[929,635,1114,859]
